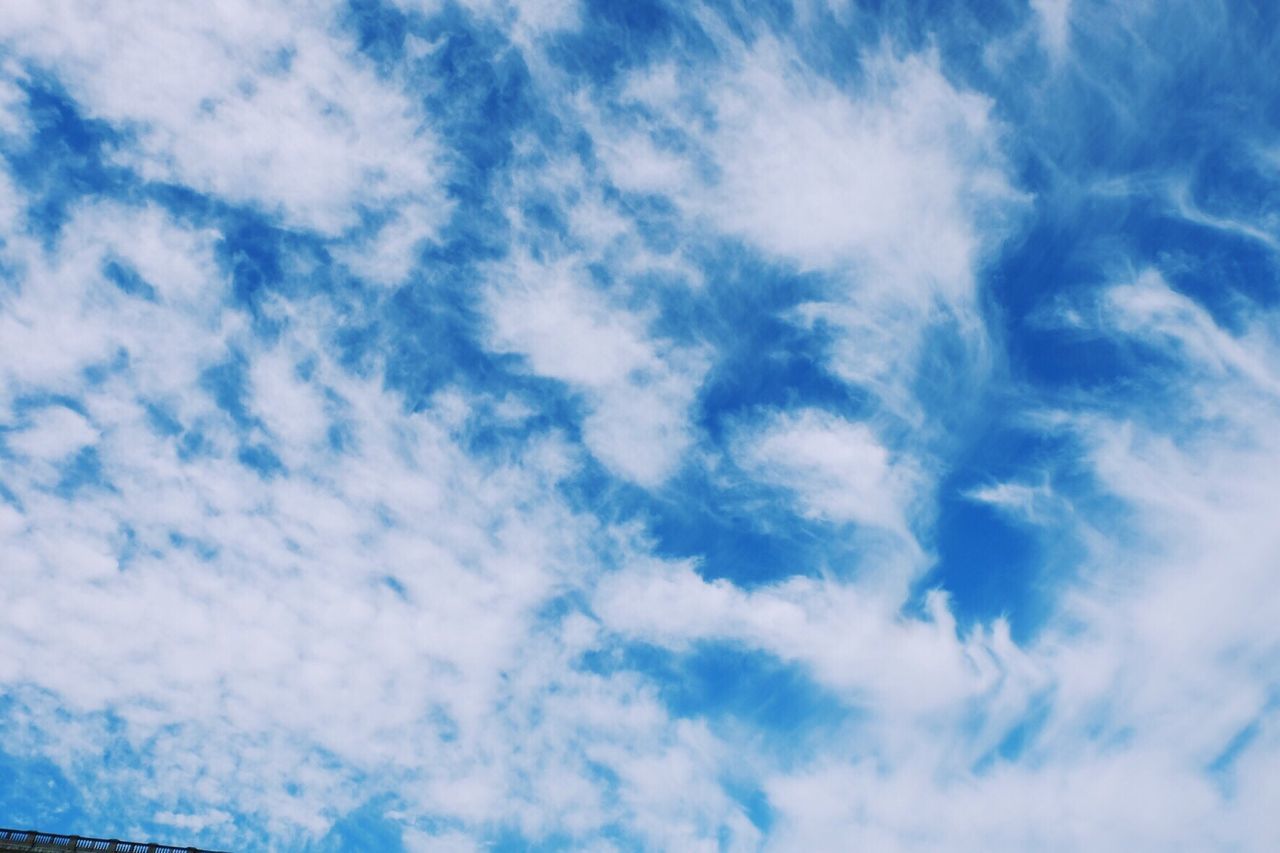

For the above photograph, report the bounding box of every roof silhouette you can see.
[0,828,229,853]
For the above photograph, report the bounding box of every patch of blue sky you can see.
[600,189,685,256]
[656,248,858,419]
[380,272,547,411]
[643,481,842,587]
[486,827,580,853]
[197,356,258,431]
[80,349,131,391]
[236,443,287,480]
[556,440,878,587]
[1203,700,1280,808]
[101,258,158,302]
[0,704,183,846]
[970,689,1054,773]
[0,749,89,837]
[581,640,848,746]
[342,0,411,76]
[549,0,712,86]
[409,7,545,216]
[53,446,111,498]
[1207,718,1261,791]
[0,76,130,242]
[721,776,774,836]
[312,796,409,853]
[925,497,1043,639]
[7,391,90,420]
[167,527,222,560]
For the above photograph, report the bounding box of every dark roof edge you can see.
[0,827,231,853]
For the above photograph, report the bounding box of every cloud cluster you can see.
[482,253,708,486]
[1,0,449,279]
[0,195,749,846]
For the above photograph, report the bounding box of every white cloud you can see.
[0,0,450,277]
[600,41,1021,293]
[0,63,28,138]
[965,478,1054,524]
[595,559,1031,719]
[153,810,233,832]
[584,38,1023,437]
[1163,178,1280,253]
[6,405,98,461]
[736,408,920,536]
[0,201,231,414]
[1031,0,1073,60]
[483,254,707,486]
[1104,270,1280,394]
[703,47,1011,285]
[0,196,753,849]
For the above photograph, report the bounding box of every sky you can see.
[0,0,1277,850]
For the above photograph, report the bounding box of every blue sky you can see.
[0,0,1278,849]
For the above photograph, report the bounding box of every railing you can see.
[0,828,229,853]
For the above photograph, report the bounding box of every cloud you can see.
[1030,0,1073,60]
[0,192,751,848]
[596,38,1021,275]
[0,1,450,278]
[1104,270,1280,393]
[703,47,1014,287]
[595,559,1034,720]
[6,405,98,462]
[482,253,707,487]
[735,407,920,539]
[1166,179,1280,253]
[573,33,1029,487]
[153,810,233,833]
[964,478,1054,524]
